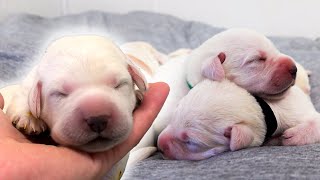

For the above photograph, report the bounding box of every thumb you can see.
[0,93,4,110]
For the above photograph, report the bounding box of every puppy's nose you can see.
[86,115,109,133]
[158,133,172,153]
[289,65,297,79]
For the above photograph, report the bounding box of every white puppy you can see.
[186,28,310,98]
[158,77,320,160]
[3,35,147,153]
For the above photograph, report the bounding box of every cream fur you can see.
[158,79,320,160]
[120,41,168,82]
[186,28,310,99]
[2,35,147,152]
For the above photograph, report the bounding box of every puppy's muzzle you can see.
[86,115,110,133]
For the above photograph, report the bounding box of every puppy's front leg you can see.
[282,119,320,146]
[6,85,47,135]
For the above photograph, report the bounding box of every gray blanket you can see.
[1,11,320,179]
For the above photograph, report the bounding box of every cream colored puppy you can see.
[3,35,147,153]
[158,78,320,160]
[186,28,310,98]
[1,36,149,179]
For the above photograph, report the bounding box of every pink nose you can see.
[78,94,113,133]
[277,56,297,79]
[158,132,174,158]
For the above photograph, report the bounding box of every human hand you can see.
[0,82,169,179]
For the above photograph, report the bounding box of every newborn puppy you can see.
[186,28,310,98]
[3,35,147,152]
[158,78,320,160]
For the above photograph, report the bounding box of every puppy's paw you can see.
[11,112,47,135]
[282,121,320,146]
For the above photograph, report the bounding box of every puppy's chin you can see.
[257,87,290,100]
[74,137,123,152]
[51,127,131,152]
[256,81,295,100]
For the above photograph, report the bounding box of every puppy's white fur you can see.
[130,29,311,162]
[155,29,313,160]
[127,49,191,165]
[158,79,320,160]
[1,36,150,180]
[1,84,19,112]
[3,35,147,153]
[186,28,310,98]
[295,62,311,94]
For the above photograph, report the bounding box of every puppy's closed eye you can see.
[179,132,204,152]
[184,140,201,152]
[50,91,68,98]
[245,55,266,65]
[114,80,130,89]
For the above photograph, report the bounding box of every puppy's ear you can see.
[126,56,148,91]
[201,52,226,81]
[28,80,42,119]
[224,124,254,151]
[126,56,148,105]
[126,54,153,76]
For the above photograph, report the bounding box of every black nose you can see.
[86,115,109,133]
[289,65,297,79]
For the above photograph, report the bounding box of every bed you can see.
[1,11,320,179]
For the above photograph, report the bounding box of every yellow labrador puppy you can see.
[1,35,148,179]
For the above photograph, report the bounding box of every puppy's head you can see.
[158,79,265,160]
[188,28,297,99]
[28,35,147,152]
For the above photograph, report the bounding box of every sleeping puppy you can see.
[1,35,147,152]
[1,35,149,179]
[186,28,310,98]
[158,77,320,160]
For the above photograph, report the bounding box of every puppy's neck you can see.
[186,80,193,89]
[253,96,278,141]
